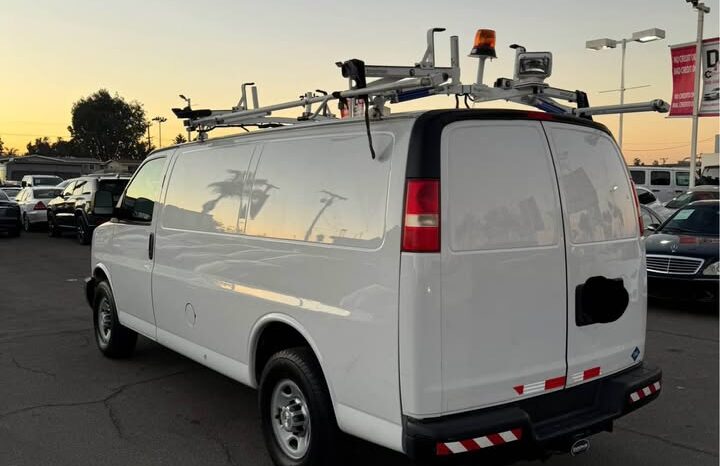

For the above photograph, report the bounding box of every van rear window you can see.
[546,124,636,244]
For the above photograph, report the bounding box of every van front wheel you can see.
[259,348,340,466]
[93,281,137,358]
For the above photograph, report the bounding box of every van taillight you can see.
[402,179,440,252]
[33,201,45,210]
[630,181,644,235]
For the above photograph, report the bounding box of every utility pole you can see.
[146,121,152,150]
[152,116,167,148]
[688,0,710,188]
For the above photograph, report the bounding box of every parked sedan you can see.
[0,187,22,200]
[0,190,22,237]
[16,187,63,231]
[654,185,719,219]
[636,186,666,216]
[646,200,719,303]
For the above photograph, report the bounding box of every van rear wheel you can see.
[93,281,137,358]
[259,348,340,466]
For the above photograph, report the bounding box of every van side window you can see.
[650,171,670,186]
[629,170,645,184]
[245,134,392,248]
[675,171,689,187]
[163,144,255,234]
[120,158,166,222]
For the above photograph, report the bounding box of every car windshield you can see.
[1,188,21,197]
[665,190,719,209]
[34,176,63,185]
[659,203,719,236]
[33,188,62,198]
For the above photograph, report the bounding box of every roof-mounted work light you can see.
[516,51,553,81]
[469,29,497,58]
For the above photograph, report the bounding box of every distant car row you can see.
[0,174,130,243]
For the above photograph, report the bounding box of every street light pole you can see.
[688,1,710,188]
[586,28,665,150]
[619,39,627,148]
[152,116,167,148]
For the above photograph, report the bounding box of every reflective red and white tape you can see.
[436,428,523,456]
[569,366,601,385]
[629,381,661,403]
[513,375,565,396]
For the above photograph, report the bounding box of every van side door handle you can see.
[148,233,155,260]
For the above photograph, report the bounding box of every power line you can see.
[623,137,715,152]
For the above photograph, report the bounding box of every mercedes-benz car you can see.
[646,200,719,303]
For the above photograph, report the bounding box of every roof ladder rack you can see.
[173,27,669,142]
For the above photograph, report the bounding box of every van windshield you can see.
[33,176,63,186]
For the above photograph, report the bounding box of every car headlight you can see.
[703,261,720,276]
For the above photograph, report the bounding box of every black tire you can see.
[259,348,340,466]
[93,281,137,358]
[23,214,32,232]
[77,215,91,245]
[48,214,60,237]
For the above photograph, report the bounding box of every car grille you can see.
[646,255,704,275]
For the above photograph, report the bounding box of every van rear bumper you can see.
[403,362,661,463]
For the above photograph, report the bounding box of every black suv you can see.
[47,175,130,244]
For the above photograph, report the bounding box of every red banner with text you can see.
[670,38,720,117]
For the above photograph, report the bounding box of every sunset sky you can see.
[1,0,718,163]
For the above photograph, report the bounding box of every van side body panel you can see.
[150,120,414,452]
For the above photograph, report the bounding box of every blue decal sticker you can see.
[631,347,641,361]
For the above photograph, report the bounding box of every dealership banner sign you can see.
[669,37,719,117]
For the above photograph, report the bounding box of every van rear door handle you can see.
[148,233,155,260]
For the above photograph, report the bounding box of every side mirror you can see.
[646,223,660,232]
[21,181,27,187]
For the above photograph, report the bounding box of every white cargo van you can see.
[627,166,692,202]
[86,109,661,465]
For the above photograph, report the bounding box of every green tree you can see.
[25,137,77,158]
[68,89,149,161]
[173,133,187,144]
[632,158,643,166]
[651,159,659,166]
[26,137,53,155]
[0,137,19,156]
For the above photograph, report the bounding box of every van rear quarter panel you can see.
[150,119,415,451]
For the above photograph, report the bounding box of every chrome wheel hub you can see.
[270,379,311,459]
[97,298,112,343]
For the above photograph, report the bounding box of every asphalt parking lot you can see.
[0,231,717,466]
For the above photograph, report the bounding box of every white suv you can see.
[86,109,661,465]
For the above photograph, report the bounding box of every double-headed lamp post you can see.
[586,28,666,149]
[152,116,167,148]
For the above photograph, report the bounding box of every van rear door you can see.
[440,120,568,413]
[543,122,645,388]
